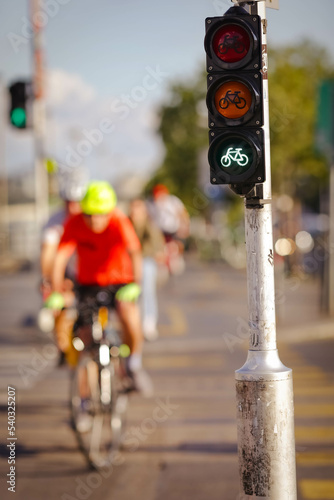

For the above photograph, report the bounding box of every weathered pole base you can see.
[235,350,297,499]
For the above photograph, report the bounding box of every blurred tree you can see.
[146,72,207,212]
[148,40,334,212]
[269,40,334,207]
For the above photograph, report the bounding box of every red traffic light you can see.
[212,24,250,64]
[205,9,262,72]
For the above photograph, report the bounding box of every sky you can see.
[1,0,333,182]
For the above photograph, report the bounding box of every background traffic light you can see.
[9,81,33,129]
[205,6,265,195]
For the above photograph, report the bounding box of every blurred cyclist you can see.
[50,181,153,396]
[40,166,89,364]
[149,184,190,275]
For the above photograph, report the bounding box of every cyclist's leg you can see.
[141,257,159,340]
[74,287,96,400]
[116,299,153,395]
[54,280,76,359]
[116,300,143,354]
[54,301,75,355]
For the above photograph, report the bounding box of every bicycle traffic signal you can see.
[8,81,32,129]
[205,6,265,194]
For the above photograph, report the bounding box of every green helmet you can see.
[81,181,117,215]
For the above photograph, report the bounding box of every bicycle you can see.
[221,147,249,168]
[218,34,245,55]
[70,285,129,470]
[219,90,246,110]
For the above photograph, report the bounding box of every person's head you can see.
[152,184,169,200]
[58,166,89,214]
[129,198,148,225]
[80,180,117,233]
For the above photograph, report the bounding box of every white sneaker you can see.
[127,368,154,398]
[144,328,159,341]
[76,413,93,433]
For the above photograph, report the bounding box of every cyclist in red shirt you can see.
[51,180,152,396]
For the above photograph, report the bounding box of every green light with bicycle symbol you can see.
[215,137,254,175]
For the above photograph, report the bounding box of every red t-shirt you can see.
[58,208,140,286]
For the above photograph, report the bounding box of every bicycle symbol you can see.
[221,148,249,168]
[218,35,245,55]
[219,90,246,110]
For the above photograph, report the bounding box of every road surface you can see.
[0,256,333,499]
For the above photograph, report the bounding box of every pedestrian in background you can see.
[129,198,165,341]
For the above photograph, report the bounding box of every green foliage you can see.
[268,40,334,195]
[149,40,334,212]
[146,73,207,211]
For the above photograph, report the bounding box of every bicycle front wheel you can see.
[70,355,127,469]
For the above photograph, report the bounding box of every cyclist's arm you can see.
[40,222,63,290]
[115,208,143,284]
[52,246,73,293]
[41,241,58,283]
[51,216,78,293]
[128,248,142,284]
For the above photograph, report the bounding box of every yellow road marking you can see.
[295,427,334,442]
[300,480,334,499]
[144,354,222,370]
[297,451,334,466]
[293,371,329,384]
[294,386,334,397]
[159,305,188,336]
[295,404,334,418]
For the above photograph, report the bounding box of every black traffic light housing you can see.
[205,6,265,195]
[9,81,33,129]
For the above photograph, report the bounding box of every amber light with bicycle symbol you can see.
[214,81,252,119]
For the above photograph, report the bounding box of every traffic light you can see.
[205,6,265,195]
[9,81,32,129]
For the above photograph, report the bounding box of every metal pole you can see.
[329,162,334,316]
[235,1,297,498]
[0,76,10,256]
[31,0,48,228]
